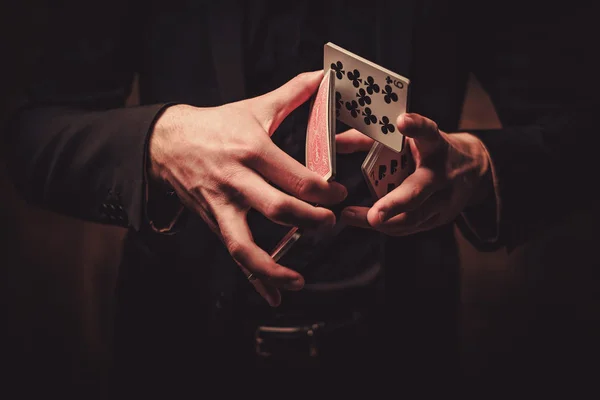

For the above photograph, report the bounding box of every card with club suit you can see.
[324,42,410,153]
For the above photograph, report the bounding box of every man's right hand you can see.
[147,71,347,307]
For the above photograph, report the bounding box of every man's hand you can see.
[148,71,348,307]
[337,113,493,236]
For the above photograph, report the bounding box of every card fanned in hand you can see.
[270,69,336,263]
[361,142,416,200]
[305,68,336,181]
[271,44,414,262]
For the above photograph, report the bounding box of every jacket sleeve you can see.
[3,2,184,232]
[456,3,597,252]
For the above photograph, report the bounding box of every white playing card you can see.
[324,42,410,153]
[361,141,415,200]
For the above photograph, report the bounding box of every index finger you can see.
[336,129,375,154]
[251,141,348,206]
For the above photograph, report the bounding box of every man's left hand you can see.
[336,113,493,236]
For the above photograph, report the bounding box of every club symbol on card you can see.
[379,116,395,134]
[347,69,362,88]
[362,107,377,125]
[364,76,380,94]
[356,88,371,106]
[401,154,407,169]
[345,100,360,118]
[387,183,396,194]
[378,164,387,180]
[390,159,398,174]
[385,76,405,89]
[335,91,343,117]
[331,61,345,79]
[369,169,378,186]
[382,85,399,104]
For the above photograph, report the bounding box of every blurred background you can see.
[2,0,599,389]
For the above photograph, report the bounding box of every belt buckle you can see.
[254,322,325,359]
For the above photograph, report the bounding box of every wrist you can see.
[147,104,188,187]
[462,132,493,207]
[449,132,493,207]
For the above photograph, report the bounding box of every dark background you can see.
[2,0,599,388]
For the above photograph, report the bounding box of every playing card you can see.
[305,68,336,181]
[270,69,336,263]
[324,42,410,153]
[270,226,302,262]
[361,141,416,200]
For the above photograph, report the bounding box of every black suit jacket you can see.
[3,0,597,381]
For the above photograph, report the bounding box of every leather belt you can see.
[254,310,364,359]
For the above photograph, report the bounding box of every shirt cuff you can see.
[456,137,501,249]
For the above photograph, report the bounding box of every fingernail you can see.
[268,297,281,307]
[284,279,304,291]
[334,183,348,200]
[283,283,300,291]
[378,210,387,223]
[398,113,411,128]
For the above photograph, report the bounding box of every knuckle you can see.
[226,239,248,262]
[413,115,425,129]
[265,197,292,222]
[391,211,410,226]
[293,72,310,86]
[263,264,282,279]
[216,171,245,203]
[294,176,317,198]
[237,139,264,164]
[417,115,435,133]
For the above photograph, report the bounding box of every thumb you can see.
[336,129,375,154]
[397,113,443,153]
[255,70,324,136]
